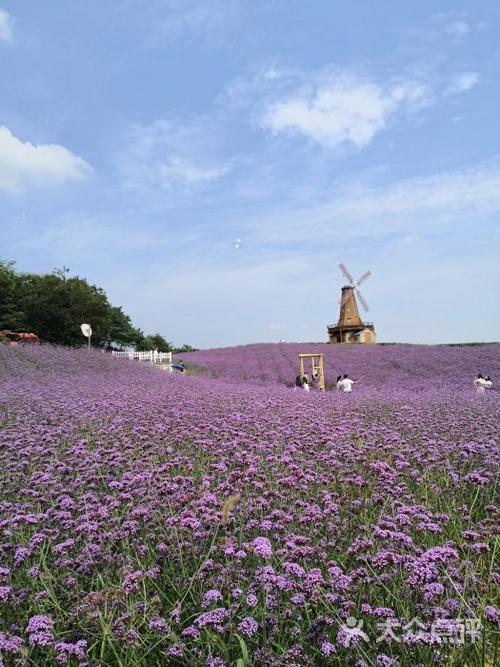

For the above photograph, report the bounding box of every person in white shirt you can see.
[484,375,492,390]
[474,374,486,393]
[302,376,310,392]
[341,374,362,393]
[336,375,343,391]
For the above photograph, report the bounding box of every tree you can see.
[21,272,108,346]
[0,261,196,351]
[144,333,173,352]
[18,267,142,348]
[101,306,143,350]
[0,260,25,330]
[173,343,198,353]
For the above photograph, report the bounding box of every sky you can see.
[0,1,499,347]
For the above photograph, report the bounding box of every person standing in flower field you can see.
[341,374,362,393]
[302,376,310,392]
[294,375,303,390]
[484,375,492,390]
[336,375,343,391]
[474,374,486,393]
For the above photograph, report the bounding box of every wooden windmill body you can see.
[327,264,376,344]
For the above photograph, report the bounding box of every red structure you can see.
[0,330,40,345]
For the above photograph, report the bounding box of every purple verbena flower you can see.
[237,617,258,637]
[252,537,273,558]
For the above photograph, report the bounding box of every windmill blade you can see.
[356,288,369,312]
[339,262,354,284]
[356,270,371,287]
[340,288,354,306]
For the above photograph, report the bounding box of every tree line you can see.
[0,260,196,352]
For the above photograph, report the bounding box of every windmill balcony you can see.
[328,322,374,329]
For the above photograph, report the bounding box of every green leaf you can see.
[235,634,249,665]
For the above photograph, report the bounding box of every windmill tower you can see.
[327,263,376,344]
[338,286,363,328]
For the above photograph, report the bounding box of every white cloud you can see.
[259,62,482,149]
[0,9,13,41]
[161,158,229,185]
[119,119,230,192]
[446,71,480,95]
[137,156,229,190]
[250,160,500,245]
[0,126,92,191]
[261,73,430,149]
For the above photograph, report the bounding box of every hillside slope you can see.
[180,342,500,391]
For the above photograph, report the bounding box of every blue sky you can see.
[0,1,499,347]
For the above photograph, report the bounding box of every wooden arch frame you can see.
[298,353,325,391]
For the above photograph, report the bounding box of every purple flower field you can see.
[0,344,499,666]
[181,342,500,392]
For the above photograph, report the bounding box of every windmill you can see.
[327,264,376,344]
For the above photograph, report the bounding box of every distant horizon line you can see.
[181,340,500,351]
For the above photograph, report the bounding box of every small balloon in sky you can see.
[233,238,242,249]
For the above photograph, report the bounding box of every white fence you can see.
[112,350,173,367]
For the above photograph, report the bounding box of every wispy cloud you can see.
[117,55,483,197]
[444,20,470,40]
[155,0,240,41]
[248,159,500,245]
[112,0,243,49]
[118,119,231,193]
[153,158,229,187]
[0,8,13,41]
[433,11,477,43]
[10,214,163,256]
[418,11,485,45]
[0,126,92,191]
[446,71,480,95]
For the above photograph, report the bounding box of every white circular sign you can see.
[80,323,92,337]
